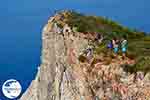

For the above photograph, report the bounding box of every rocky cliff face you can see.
[21,12,150,100]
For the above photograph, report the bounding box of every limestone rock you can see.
[21,12,150,100]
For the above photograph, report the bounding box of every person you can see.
[112,37,119,54]
[95,33,101,41]
[86,46,93,62]
[121,36,128,58]
[107,40,113,49]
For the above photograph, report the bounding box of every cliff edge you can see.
[21,11,150,100]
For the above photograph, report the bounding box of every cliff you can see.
[21,11,150,100]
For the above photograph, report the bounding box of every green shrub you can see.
[59,10,150,73]
[122,56,150,73]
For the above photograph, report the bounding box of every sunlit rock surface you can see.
[21,11,150,100]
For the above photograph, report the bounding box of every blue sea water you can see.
[0,0,150,99]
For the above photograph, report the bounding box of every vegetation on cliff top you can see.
[56,10,150,73]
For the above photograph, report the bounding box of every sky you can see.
[1,0,150,32]
[0,0,150,99]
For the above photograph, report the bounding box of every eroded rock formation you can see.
[21,11,150,100]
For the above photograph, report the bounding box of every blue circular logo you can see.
[2,79,22,99]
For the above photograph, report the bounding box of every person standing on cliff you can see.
[86,40,94,63]
[121,35,128,59]
[95,32,103,44]
[112,37,119,55]
[86,45,94,63]
[107,40,113,50]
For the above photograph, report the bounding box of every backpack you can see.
[121,40,127,48]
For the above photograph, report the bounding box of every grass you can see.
[57,10,150,73]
